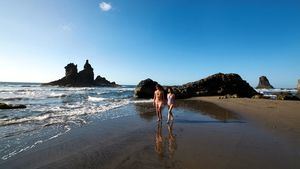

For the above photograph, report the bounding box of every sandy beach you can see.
[189,97,300,145]
[1,99,300,169]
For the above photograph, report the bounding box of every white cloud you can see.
[99,2,112,11]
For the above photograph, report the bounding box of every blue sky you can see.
[0,0,299,87]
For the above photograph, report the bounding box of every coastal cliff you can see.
[44,60,118,87]
[135,73,258,99]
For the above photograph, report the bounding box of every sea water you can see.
[256,88,298,99]
[0,82,146,160]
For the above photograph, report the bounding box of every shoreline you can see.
[1,100,300,169]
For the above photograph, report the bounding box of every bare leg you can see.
[158,103,163,121]
[167,105,170,123]
[155,103,160,121]
[168,105,174,121]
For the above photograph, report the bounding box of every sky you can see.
[0,0,299,88]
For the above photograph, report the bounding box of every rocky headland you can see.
[256,76,274,89]
[44,60,118,87]
[135,73,258,99]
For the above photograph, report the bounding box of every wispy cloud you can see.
[99,2,112,11]
[61,24,72,32]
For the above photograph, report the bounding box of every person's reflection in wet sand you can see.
[167,121,177,158]
[155,122,164,159]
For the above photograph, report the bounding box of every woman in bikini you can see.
[167,87,175,123]
[153,84,164,122]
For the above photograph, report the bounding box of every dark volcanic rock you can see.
[175,73,258,99]
[44,60,118,87]
[0,102,26,109]
[48,63,78,86]
[297,80,300,98]
[276,93,300,101]
[297,80,300,91]
[135,73,258,99]
[134,78,158,99]
[256,76,274,89]
[77,60,94,85]
[94,76,117,87]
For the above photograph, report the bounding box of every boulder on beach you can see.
[44,60,118,87]
[256,76,274,89]
[0,102,26,109]
[134,78,158,99]
[276,93,300,101]
[135,73,258,99]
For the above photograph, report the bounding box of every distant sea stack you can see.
[256,76,274,89]
[44,60,118,87]
[135,73,258,99]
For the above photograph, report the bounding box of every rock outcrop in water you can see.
[256,76,274,89]
[0,102,26,109]
[44,60,118,87]
[134,73,258,99]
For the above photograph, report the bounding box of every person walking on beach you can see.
[167,87,175,123]
[153,84,164,122]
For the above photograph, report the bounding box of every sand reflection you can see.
[167,122,177,158]
[155,122,164,159]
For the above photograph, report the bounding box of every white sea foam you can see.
[0,114,50,126]
[256,88,297,94]
[0,82,135,161]
[130,99,153,104]
[48,92,66,98]
[88,96,106,102]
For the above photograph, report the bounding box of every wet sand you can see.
[189,97,300,145]
[1,100,300,169]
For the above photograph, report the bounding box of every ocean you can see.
[0,82,146,161]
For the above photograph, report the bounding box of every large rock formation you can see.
[134,78,158,98]
[256,76,274,89]
[135,73,258,99]
[44,60,118,87]
[0,102,26,109]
